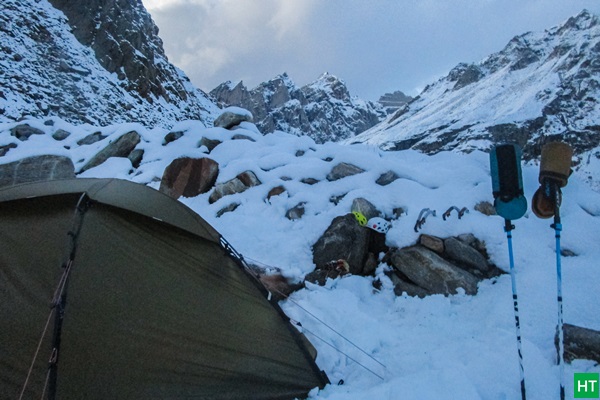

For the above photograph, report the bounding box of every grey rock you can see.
[475,201,496,216]
[286,202,306,220]
[351,198,379,220]
[388,272,430,298]
[80,131,141,172]
[390,245,479,295]
[163,131,184,145]
[214,109,253,130]
[419,234,444,254]
[10,124,45,141]
[376,170,400,186]
[444,237,490,274]
[209,170,261,204]
[561,323,600,363]
[52,129,71,141]
[0,143,17,157]
[216,202,240,218]
[0,155,75,187]
[327,162,365,181]
[128,149,144,168]
[198,137,222,152]
[77,132,106,146]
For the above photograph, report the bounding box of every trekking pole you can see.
[504,219,527,400]
[490,144,528,400]
[532,142,572,400]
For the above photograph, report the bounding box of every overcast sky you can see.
[142,1,600,101]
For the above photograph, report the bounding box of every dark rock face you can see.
[48,0,177,102]
[1,0,216,127]
[211,73,385,143]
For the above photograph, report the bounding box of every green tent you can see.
[0,178,328,399]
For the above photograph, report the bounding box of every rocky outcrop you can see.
[0,155,75,187]
[0,0,216,127]
[211,73,385,143]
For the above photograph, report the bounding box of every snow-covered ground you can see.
[1,117,599,399]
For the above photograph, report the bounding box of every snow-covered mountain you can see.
[210,73,386,143]
[349,10,600,163]
[0,0,218,127]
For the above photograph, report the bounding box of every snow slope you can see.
[1,116,599,399]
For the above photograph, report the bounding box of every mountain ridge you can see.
[347,10,600,164]
[210,72,387,143]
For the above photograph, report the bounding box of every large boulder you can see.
[389,245,480,295]
[0,155,75,187]
[159,157,219,199]
[80,131,141,172]
[312,213,370,275]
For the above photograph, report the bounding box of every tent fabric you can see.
[0,178,327,399]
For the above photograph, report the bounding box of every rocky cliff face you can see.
[0,0,217,127]
[211,73,386,143]
[350,10,600,162]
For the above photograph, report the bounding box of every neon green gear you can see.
[352,211,367,226]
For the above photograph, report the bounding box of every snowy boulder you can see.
[326,162,365,181]
[9,124,45,141]
[163,130,184,145]
[77,131,107,145]
[159,157,219,199]
[0,155,75,188]
[389,245,480,296]
[80,131,141,172]
[213,107,253,130]
[198,137,222,153]
[209,170,261,204]
[376,170,400,186]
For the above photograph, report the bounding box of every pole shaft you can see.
[554,211,565,400]
[505,220,526,400]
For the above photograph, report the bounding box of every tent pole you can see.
[46,193,91,400]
